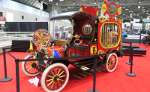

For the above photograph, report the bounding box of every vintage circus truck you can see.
[21,3,122,92]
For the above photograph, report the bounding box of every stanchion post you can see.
[126,56,131,65]
[127,42,136,77]
[15,59,20,92]
[126,42,132,65]
[88,57,99,92]
[0,48,12,82]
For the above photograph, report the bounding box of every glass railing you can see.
[0,31,33,41]
[0,31,33,48]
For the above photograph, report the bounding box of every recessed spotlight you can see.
[138,6,141,9]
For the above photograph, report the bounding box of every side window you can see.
[101,23,120,48]
[50,19,73,40]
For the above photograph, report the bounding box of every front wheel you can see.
[41,63,69,92]
[104,53,119,72]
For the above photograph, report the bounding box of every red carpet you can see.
[0,44,150,92]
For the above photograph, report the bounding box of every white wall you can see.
[0,0,49,22]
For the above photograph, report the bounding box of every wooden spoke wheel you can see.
[41,63,69,92]
[105,53,119,72]
[22,54,40,76]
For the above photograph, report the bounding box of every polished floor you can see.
[0,43,150,92]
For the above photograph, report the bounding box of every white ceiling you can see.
[12,0,150,18]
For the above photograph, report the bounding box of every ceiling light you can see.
[144,10,149,13]
[138,6,141,9]
[60,0,64,1]
[138,1,141,4]
[133,13,136,15]
[125,8,129,10]
[56,2,58,5]
[93,2,97,4]
[129,11,133,13]
[143,8,146,10]
[49,0,53,2]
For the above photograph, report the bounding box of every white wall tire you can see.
[105,53,119,72]
[41,63,69,92]
[22,54,40,77]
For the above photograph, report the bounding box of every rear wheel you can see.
[22,54,40,76]
[104,53,119,72]
[41,63,69,92]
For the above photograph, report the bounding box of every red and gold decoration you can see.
[80,5,99,16]
[33,29,52,51]
[101,0,122,17]
[90,45,97,55]
[22,1,122,92]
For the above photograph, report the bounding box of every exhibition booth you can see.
[0,0,150,92]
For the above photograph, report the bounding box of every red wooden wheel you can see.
[105,53,118,72]
[41,63,69,92]
[22,54,40,76]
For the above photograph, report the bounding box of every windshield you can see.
[50,19,73,41]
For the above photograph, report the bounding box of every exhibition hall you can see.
[0,0,150,92]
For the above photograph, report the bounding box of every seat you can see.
[54,40,68,47]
